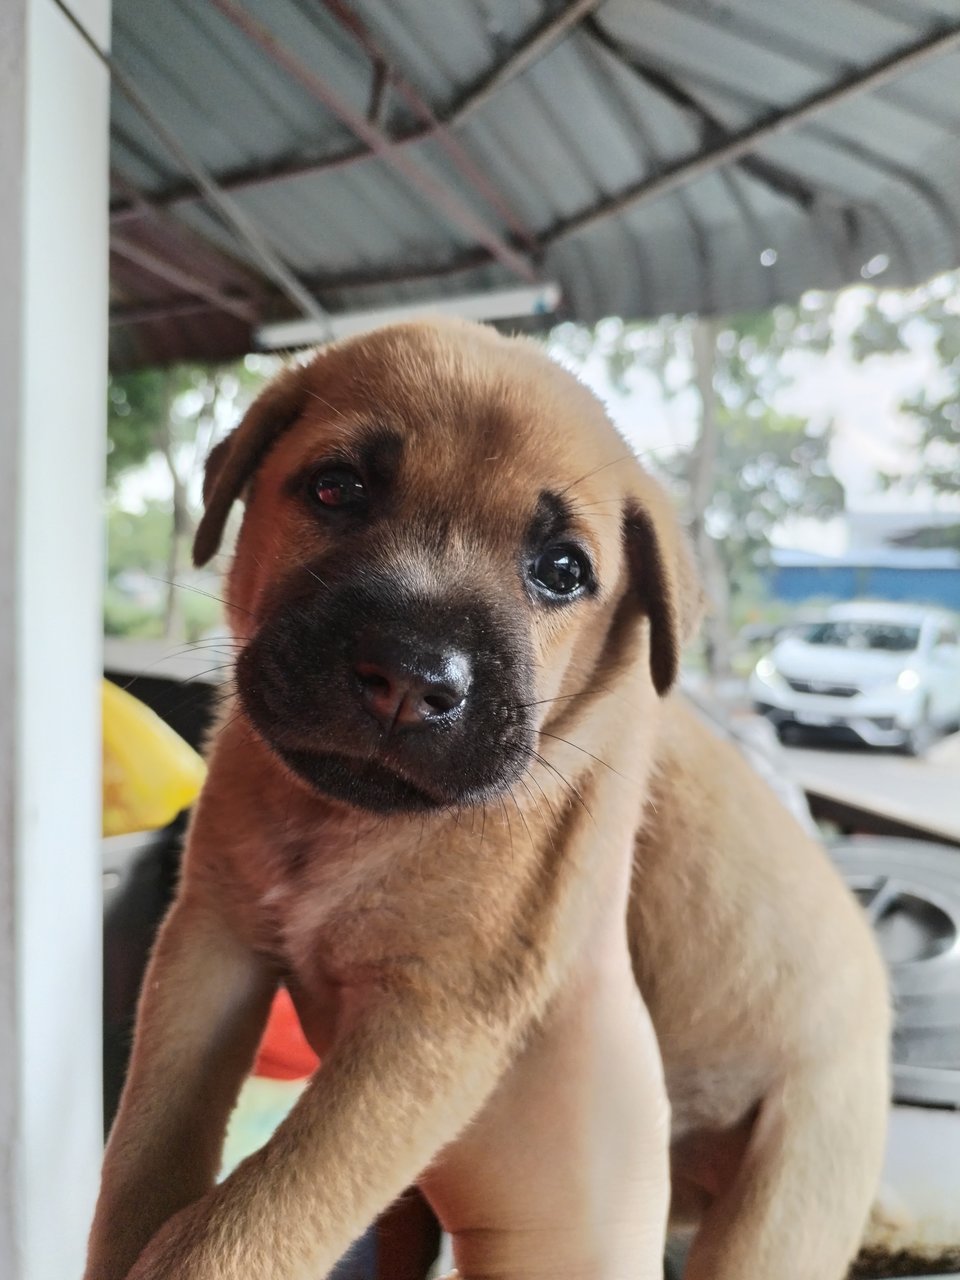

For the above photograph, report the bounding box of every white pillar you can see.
[0,0,110,1275]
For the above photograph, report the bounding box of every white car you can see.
[749,602,960,754]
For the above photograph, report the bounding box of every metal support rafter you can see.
[543,18,960,247]
[209,0,537,283]
[317,0,539,253]
[110,165,268,300]
[52,0,331,332]
[110,236,257,323]
[582,16,818,210]
[110,298,224,327]
[110,0,605,226]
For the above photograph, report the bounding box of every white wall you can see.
[0,0,110,1275]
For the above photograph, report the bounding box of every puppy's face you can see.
[196,321,698,813]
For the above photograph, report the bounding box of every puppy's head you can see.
[197,320,700,813]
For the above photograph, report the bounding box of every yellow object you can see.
[102,679,207,837]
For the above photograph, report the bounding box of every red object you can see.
[253,987,321,1081]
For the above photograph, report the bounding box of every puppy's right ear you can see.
[623,480,704,697]
[193,363,310,567]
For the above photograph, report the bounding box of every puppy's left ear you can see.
[193,362,310,567]
[623,491,703,696]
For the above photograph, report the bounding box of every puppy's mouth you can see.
[269,742,446,813]
[255,729,530,814]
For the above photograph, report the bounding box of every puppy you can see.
[86,319,889,1280]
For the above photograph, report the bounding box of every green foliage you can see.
[846,273,960,496]
[549,302,846,676]
[107,501,173,579]
[890,522,960,551]
[660,406,844,577]
[106,500,224,641]
[571,295,835,400]
[103,586,160,639]
[103,581,223,643]
[106,370,170,483]
[105,356,275,639]
[550,300,845,578]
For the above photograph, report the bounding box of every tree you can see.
[890,522,960,551]
[106,358,273,638]
[549,299,844,677]
[847,271,960,496]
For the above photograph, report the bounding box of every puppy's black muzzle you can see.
[237,576,534,813]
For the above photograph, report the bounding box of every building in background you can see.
[768,511,960,609]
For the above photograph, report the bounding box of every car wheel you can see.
[902,699,933,758]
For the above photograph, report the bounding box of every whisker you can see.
[556,452,635,499]
[517,746,596,828]
[518,773,561,860]
[303,387,342,414]
[537,731,627,780]
[522,767,559,831]
[498,794,515,863]
[515,686,610,710]
[509,789,536,854]
[148,576,255,618]
[302,564,331,589]
[148,664,238,719]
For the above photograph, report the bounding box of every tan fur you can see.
[635,701,890,1276]
[85,318,889,1280]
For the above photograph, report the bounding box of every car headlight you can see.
[897,668,921,692]
[755,657,777,681]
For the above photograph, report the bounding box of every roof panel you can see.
[600,0,829,106]
[106,0,960,367]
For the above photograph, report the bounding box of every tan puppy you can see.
[86,319,889,1280]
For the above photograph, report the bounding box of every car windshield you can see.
[802,621,921,653]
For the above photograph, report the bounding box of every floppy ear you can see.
[623,495,703,696]
[193,363,310,567]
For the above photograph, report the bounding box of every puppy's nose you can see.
[353,636,472,730]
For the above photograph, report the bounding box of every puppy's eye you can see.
[310,466,367,511]
[529,545,590,597]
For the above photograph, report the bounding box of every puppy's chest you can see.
[255,829,422,979]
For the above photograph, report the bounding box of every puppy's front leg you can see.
[85,893,277,1280]
[125,974,526,1280]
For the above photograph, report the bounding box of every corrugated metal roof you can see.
[105,0,960,368]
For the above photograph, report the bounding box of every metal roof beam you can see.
[583,17,818,211]
[110,166,268,296]
[316,0,539,254]
[108,249,497,328]
[443,0,604,128]
[209,0,537,283]
[110,0,604,225]
[110,298,223,327]
[52,0,331,332]
[544,18,960,246]
[110,236,257,323]
[654,67,960,266]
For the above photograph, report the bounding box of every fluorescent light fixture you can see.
[256,283,562,351]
